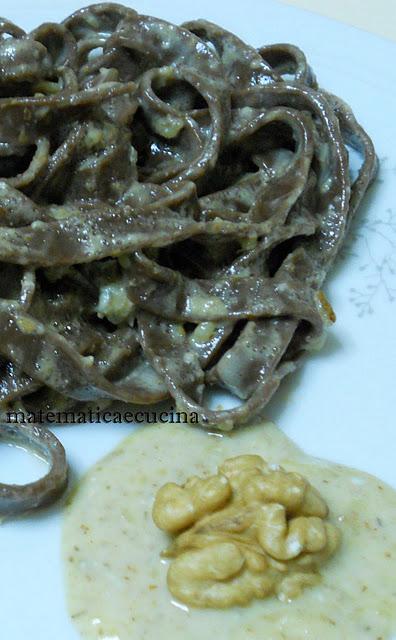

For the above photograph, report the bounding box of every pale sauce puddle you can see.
[63,422,396,639]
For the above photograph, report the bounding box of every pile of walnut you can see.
[152,455,340,608]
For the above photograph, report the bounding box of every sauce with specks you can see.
[63,423,396,639]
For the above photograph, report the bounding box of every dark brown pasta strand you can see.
[0,3,377,510]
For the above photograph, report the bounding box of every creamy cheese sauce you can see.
[63,423,396,640]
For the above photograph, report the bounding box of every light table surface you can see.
[282,0,396,41]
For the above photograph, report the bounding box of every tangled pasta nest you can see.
[0,5,376,452]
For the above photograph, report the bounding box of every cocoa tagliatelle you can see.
[0,3,377,513]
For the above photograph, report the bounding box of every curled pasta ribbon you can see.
[0,421,68,516]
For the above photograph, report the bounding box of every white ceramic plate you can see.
[1,1,395,638]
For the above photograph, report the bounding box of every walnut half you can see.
[152,454,340,608]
